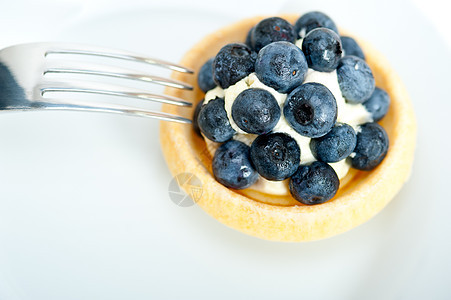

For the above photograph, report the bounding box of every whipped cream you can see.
[202,42,372,196]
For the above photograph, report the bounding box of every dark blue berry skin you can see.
[363,87,390,122]
[245,26,254,49]
[197,97,235,142]
[198,58,216,93]
[302,28,342,72]
[192,99,204,136]
[289,161,339,205]
[255,41,308,93]
[310,123,357,163]
[251,17,296,52]
[250,133,300,181]
[341,36,365,60]
[350,123,389,171]
[284,82,337,138]
[232,88,280,135]
[213,140,258,190]
[337,55,375,103]
[294,11,339,39]
[213,43,257,89]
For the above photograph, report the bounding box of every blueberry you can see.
[251,17,296,52]
[232,88,280,134]
[284,82,337,138]
[250,133,300,181]
[198,58,216,93]
[350,122,389,170]
[245,26,254,49]
[310,123,357,163]
[302,28,342,72]
[289,161,339,205]
[337,55,375,103]
[340,36,365,60]
[197,97,235,142]
[192,99,204,136]
[213,140,258,189]
[363,87,390,122]
[294,11,339,39]
[255,41,308,93]
[213,43,257,89]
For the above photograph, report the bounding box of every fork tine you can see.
[43,43,194,74]
[40,99,192,123]
[44,61,193,90]
[38,80,192,107]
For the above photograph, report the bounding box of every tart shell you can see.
[159,15,416,242]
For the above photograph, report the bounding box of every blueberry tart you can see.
[160,14,416,242]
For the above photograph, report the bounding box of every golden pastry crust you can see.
[159,15,416,242]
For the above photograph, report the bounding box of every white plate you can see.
[0,1,449,299]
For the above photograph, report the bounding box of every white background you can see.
[0,0,450,299]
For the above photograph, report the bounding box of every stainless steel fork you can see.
[0,42,194,123]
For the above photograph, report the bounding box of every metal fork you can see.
[0,42,194,123]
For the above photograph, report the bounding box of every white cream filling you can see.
[295,38,304,49]
[203,42,372,196]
